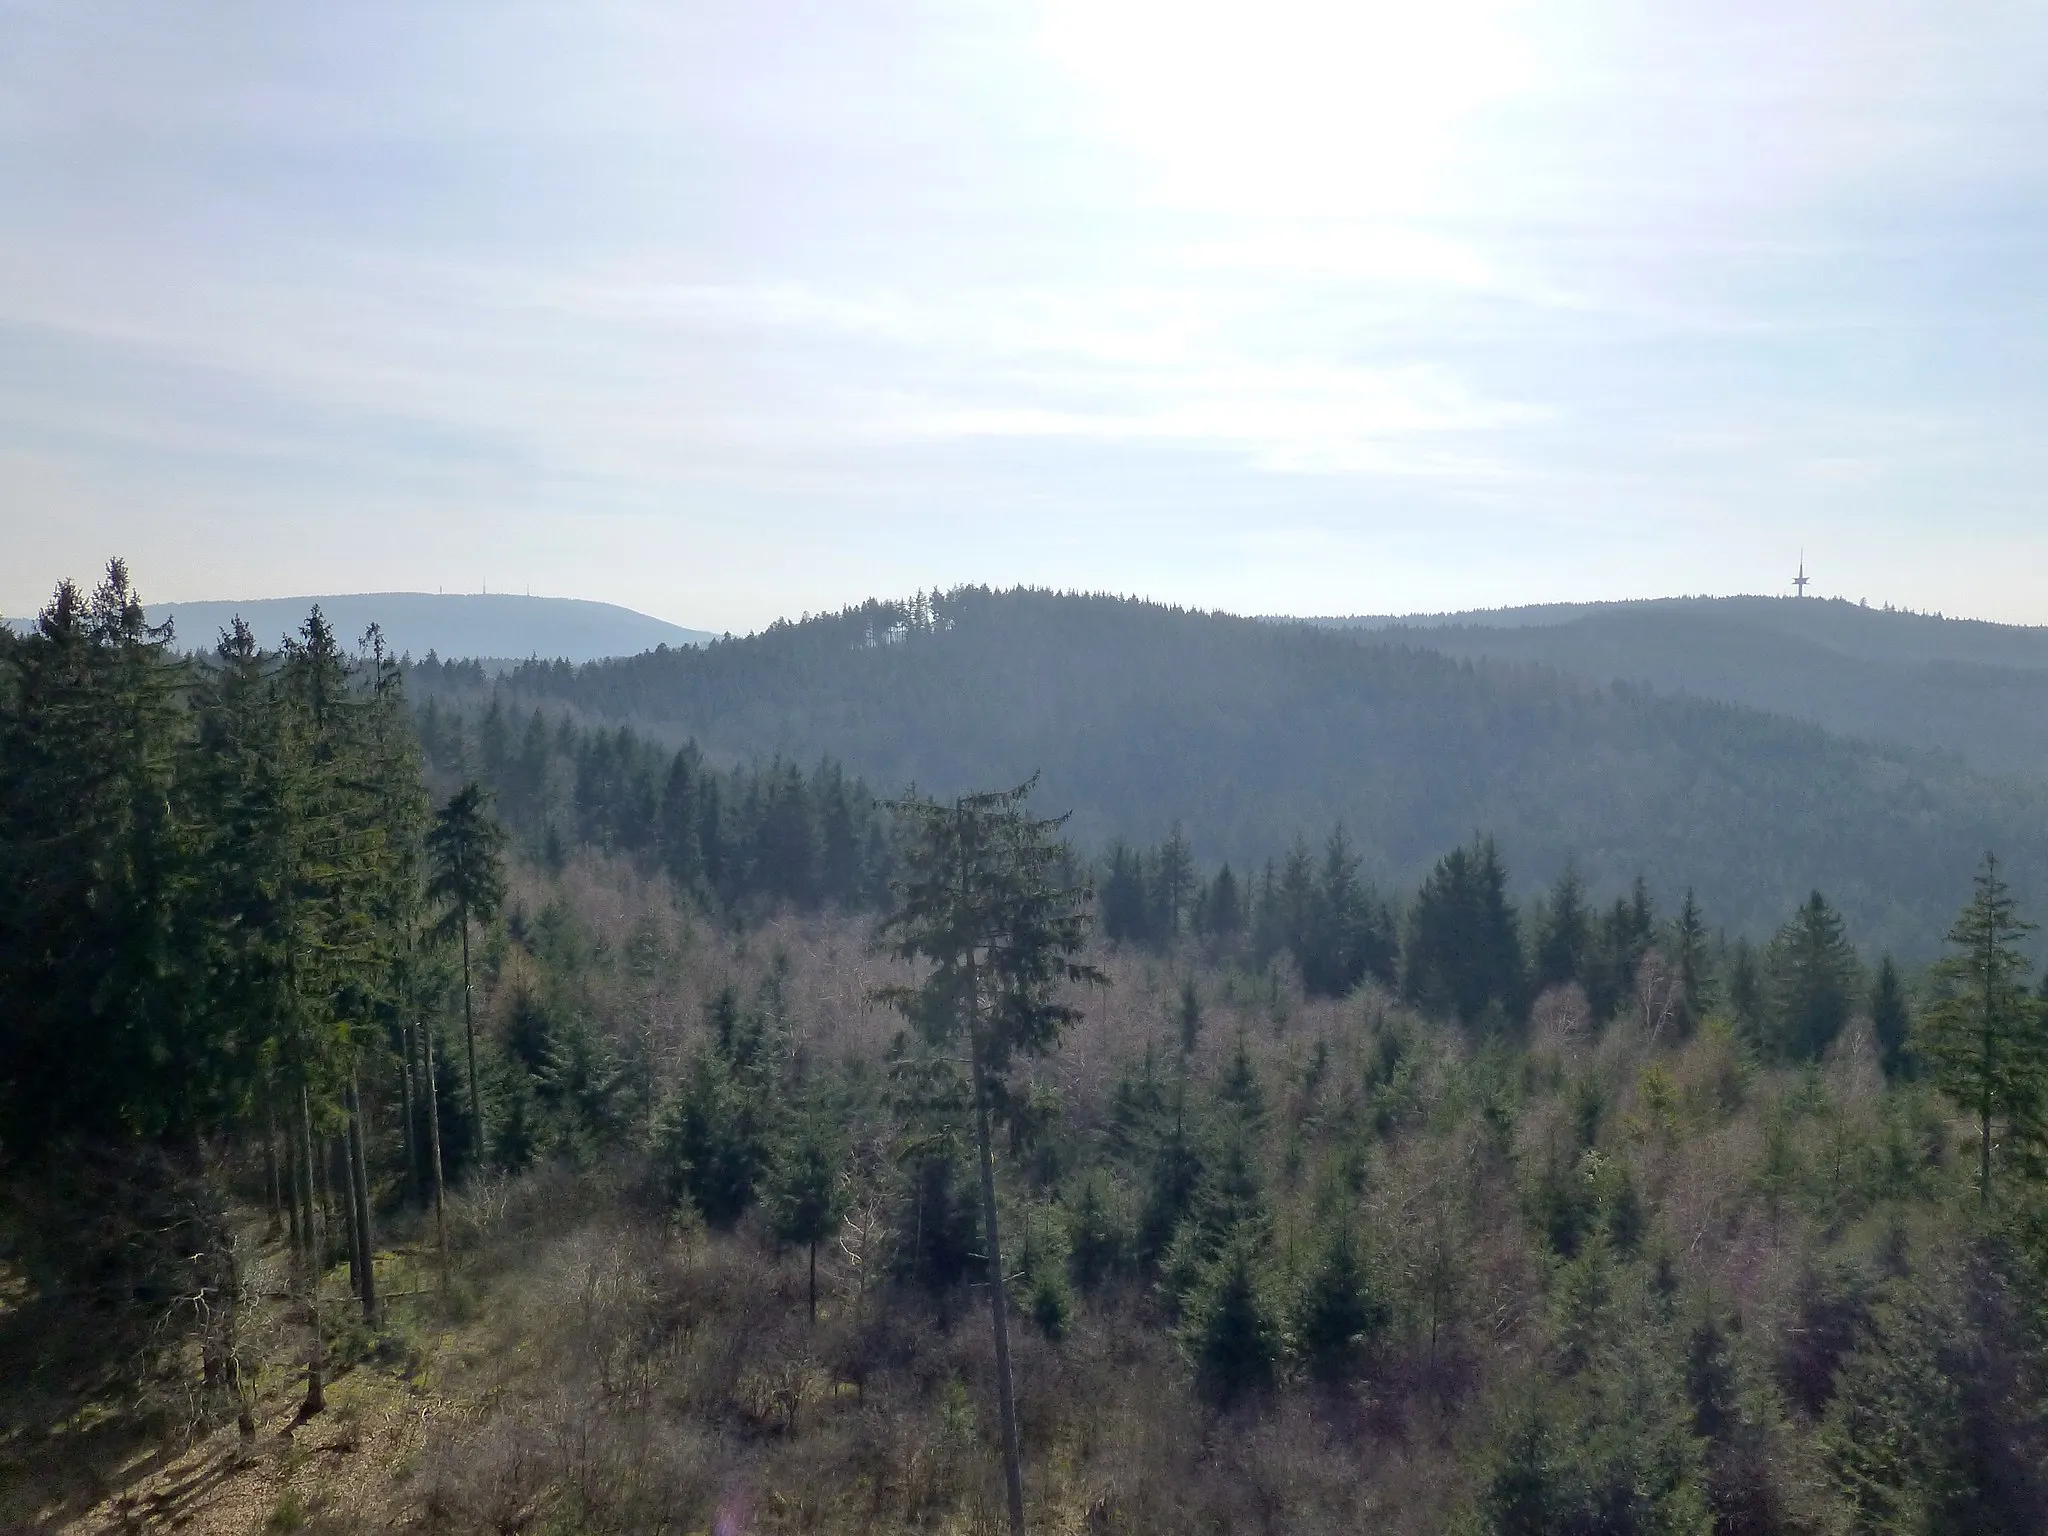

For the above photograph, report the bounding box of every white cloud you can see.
[3,0,2048,628]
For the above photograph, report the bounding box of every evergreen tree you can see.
[1870,955,1913,1081]
[1181,1230,1285,1408]
[1403,836,1525,1028]
[656,747,703,891]
[1202,863,1243,946]
[427,783,508,1155]
[1296,1213,1387,1384]
[0,564,200,1152]
[1536,862,1592,992]
[765,1107,849,1322]
[1766,891,1860,1062]
[1099,840,1152,947]
[1916,854,2045,1202]
[1670,888,1712,1035]
[1156,820,1194,938]
[878,779,1102,1536]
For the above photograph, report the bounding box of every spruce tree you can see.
[1870,955,1912,1081]
[765,1107,849,1323]
[1297,1213,1386,1384]
[1536,862,1592,992]
[1182,1229,1284,1407]
[1916,854,2044,1202]
[427,783,508,1157]
[877,779,1102,1536]
[1671,888,1713,1035]
[1766,892,1860,1062]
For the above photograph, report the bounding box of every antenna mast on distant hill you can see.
[1793,554,1810,598]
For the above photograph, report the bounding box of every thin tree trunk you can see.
[297,1088,326,1418]
[425,1022,450,1291]
[461,918,483,1168]
[809,1239,818,1326]
[284,1126,300,1254]
[263,1107,283,1240]
[334,1134,360,1300]
[973,1043,1027,1536]
[399,1017,421,1208]
[226,1233,255,1440]
[348,1074,378,1325]
[1982,915,1996,1205]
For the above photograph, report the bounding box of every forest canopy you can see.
[9,563,2048,1535]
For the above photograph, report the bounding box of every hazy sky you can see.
[5,1,2047,632]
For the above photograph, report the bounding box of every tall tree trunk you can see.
[972,1041,1027,1536]
[225,1229,255,1440]
[425,1021,450,1291]
[297,1088,326,1417]
[399,1017,421,1208]
[334,1134,360,1300]
[284,1128,300,1253]
[347,1074,378,1325]
[263,1106,283,1240]
[461,919,484,1168]
[809,1239,818,1327]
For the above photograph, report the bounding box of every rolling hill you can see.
[1322,596,2048,779]
[419,588,2048,957]
[145,592,714,664]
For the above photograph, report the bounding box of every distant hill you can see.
[422,588,2048,957]
[145,592,714,664]
[1315,597,2048,779]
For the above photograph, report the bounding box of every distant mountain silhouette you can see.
[416,588,2048,956]
[146,592,714,664]
[1314,596,2048,778]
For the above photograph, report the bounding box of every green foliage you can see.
[1872,954,1914,1080]
[429,587,2048,956]
[1916,854,2047,1201]
[1065,1170,1129,1290]
[656,1012,778,1228]
[1180,1229,1286,1407]
[1404,836,1526,1029]
[1765,891,1861,1061]
[1295,1212,1387,1384]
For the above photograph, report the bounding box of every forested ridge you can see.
[1343,596,2048,781]
[415,586,2048,958]
[11,564,2048,1535]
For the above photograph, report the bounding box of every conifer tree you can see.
[1917,854,2044,1202]
[427,783,508,1157]
[1296,1212,1386,1384]
[1871,955,1912,1081]
[1536,863,1592,992]
[878,779,1101,1536]
[1203,863,1243,946]
[1766,892,1860,1061]
[1404,836,1525,1028]
[765,1107,849,1323]
[1671,888,1712,1035]
[1182,1229,1284,1407]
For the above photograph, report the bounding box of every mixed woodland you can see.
[7,564,2048,1534]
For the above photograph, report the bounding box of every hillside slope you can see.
[445,589,2048,955]
[147,592,713,663]
[1324,597,2048,777]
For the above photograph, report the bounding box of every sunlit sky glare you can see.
[5,1,2048,632]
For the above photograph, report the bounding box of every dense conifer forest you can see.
[1343,596,2048,781]
[8,563,2048,1534]
[409,587,2048,958]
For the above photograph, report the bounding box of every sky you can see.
[4,0,2048,634]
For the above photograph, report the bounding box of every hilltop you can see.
[142,591,714,664]
[1320,596,2048,778]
